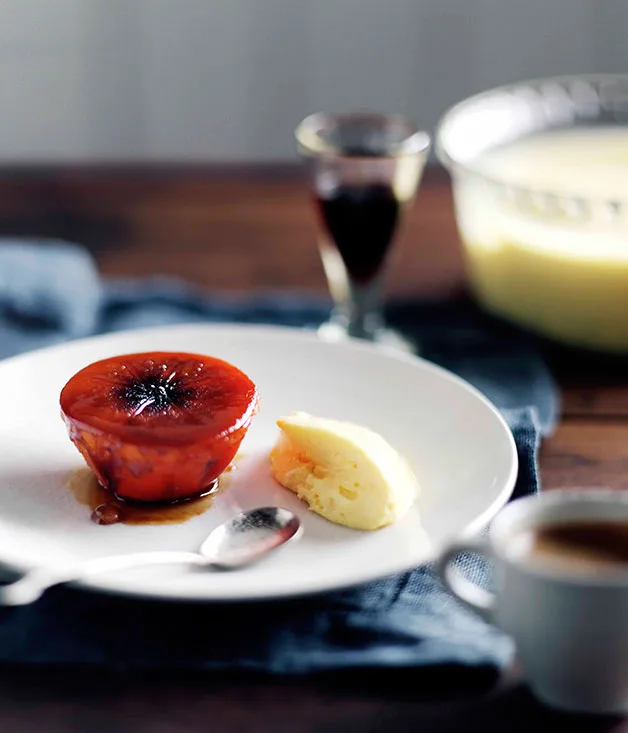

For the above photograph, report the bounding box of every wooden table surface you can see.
[0,165,625,732]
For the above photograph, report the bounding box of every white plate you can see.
[0,324,516,602]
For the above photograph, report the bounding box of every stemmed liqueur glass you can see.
[296,112,430,350]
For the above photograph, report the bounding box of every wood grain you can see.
[543,420,628,490]
[0,667,624,733]
[0,165,464,298]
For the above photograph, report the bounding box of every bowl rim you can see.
[435,72,628,207]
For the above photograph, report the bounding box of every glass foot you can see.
[317,320,417,354]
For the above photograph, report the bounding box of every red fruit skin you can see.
[60,352,258,503]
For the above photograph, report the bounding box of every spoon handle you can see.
[0,551,208,607]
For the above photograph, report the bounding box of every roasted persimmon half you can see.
[60,351,259,503]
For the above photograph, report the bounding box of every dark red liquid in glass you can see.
[316,184,401,284]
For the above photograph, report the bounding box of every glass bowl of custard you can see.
[436,74,628,353]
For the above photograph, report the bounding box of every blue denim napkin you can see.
[0,240,558,673]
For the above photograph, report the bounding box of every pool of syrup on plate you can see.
[65,463,236,526]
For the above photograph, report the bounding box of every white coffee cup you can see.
[436,489,628,715]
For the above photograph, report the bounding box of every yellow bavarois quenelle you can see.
[270,412,418,531]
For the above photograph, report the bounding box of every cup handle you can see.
[435,536,495,622]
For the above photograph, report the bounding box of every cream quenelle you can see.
[270,412,418,530]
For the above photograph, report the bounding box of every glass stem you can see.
[319,242,386,341]
[343,279,384,339]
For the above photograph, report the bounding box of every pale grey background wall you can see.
[1,0,627,162]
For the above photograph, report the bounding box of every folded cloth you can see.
[0,241,558,673]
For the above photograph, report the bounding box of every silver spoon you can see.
[0,506,302,607]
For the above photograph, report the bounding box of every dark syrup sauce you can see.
[65,466,233,526]
[316,183,402,284]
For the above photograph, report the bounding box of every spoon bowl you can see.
[201,507,302,569]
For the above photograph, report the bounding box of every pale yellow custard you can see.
[455,127,628,352]
[270,412,418,530]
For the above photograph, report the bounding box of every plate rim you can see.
[0,322,518,602]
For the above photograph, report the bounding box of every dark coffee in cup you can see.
[509,520,628,572]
